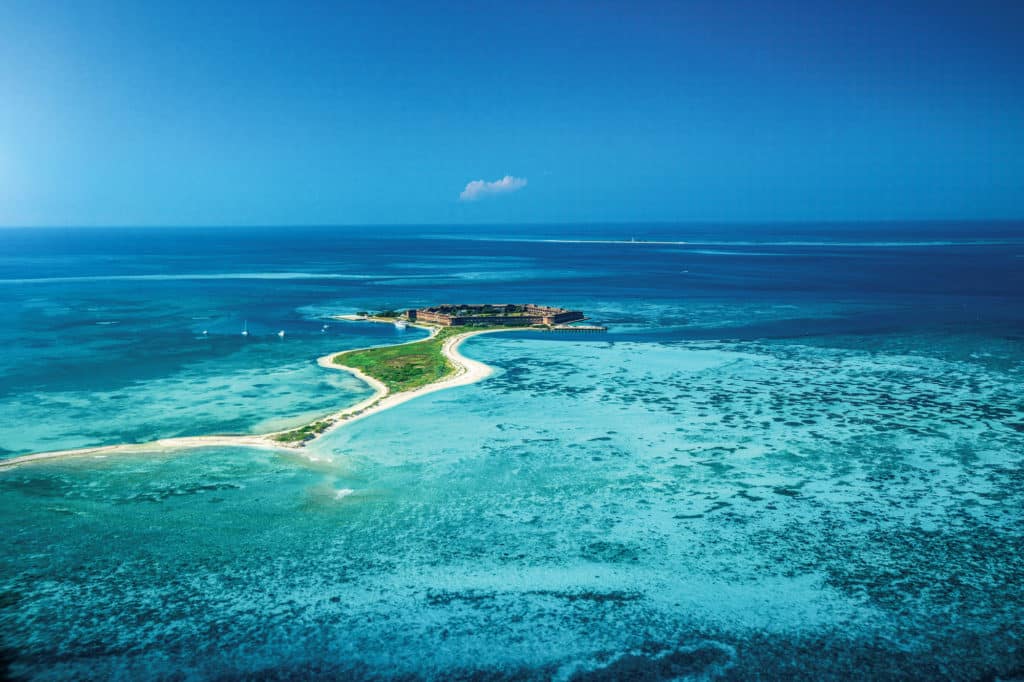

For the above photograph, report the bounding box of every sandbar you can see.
[0,320,523,469]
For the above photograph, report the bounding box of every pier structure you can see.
[548,324,607,333]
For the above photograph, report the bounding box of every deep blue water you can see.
[0,223,1022,679]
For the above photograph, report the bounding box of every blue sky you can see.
[1,0,1022,226]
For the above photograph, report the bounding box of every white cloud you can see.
[459,175,527,202]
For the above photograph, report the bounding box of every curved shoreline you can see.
[0,322,523,470]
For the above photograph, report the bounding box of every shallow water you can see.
[1,223,1022,678]
[0,287,423,455]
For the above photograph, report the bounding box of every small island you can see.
[333,305,589,390]
[272,303,599,445]
[0,304,599,466]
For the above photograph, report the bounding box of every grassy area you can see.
[333,324,521,393]
[271,419,333,444]
[270,323,536,446]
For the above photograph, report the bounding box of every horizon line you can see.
[2,218,1023,230]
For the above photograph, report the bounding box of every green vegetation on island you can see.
[333,324,516,393]
[272,319,545,446]
[271,419,333,444]
[266,305,594,447]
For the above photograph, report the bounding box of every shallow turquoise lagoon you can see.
[0,316,423,457]
[2,224,1022,678]
[1,333,1021,679]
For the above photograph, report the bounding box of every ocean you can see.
[0,223,1022,679]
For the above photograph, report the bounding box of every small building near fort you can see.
[407,304,584,327]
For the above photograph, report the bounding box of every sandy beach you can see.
[314,326,513,435]
[0,322,521,469]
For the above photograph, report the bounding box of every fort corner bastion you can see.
[406,304,585,327]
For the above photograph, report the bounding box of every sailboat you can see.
[241,320,249,337]
[277,330,285,338]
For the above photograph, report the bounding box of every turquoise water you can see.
[1,224,1023,678]
[0,286,425,455]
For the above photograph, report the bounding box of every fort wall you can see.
[406,304,584,327]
